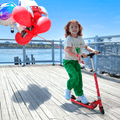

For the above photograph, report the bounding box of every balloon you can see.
[30,6,42,19]
[12,6,32,27]
[37,16,51,33]
[15,16,51,45]
[0,2,16,20]
[15,31,34,45]
[26,6,34,17]
[0,1,51,45]
[39,6,48,16]
[33,11,41,19]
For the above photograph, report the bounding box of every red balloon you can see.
[34,12,41,19]
[37,17,51,33]
[12,6,32,27]
[30,6,42,20]
[15,32,34,45]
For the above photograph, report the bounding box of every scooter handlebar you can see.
[81,52,100,58]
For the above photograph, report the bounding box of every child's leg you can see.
[74,62,89,104]
[63,60,79,90]
[73,62,83,96]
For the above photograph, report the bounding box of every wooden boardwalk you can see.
[0,65,120,120]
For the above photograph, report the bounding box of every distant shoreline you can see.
[0,43,64,49]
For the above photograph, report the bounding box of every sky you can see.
[0,0,120,41]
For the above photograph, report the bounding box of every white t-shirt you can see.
[63,35,86,60]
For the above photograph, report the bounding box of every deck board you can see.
[0,65,120,120]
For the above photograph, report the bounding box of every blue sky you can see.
[0,0,120,40]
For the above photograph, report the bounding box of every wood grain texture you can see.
[0,65,120,120]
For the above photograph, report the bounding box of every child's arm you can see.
[84,46,99,55]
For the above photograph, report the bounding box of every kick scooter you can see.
[71,52,105,114]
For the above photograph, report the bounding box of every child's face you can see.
[69,23,79,36]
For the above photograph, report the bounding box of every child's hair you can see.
[64,20,83,38]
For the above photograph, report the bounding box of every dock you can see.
[0,65,120,120]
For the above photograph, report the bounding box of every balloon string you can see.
[37,35,75,56]
[37,35,81,63]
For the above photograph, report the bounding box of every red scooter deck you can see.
[71,95,104,114]
[71,95,98,110]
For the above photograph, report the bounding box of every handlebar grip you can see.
[87,53,95,56]
[88,52,100,56]
[81,52,100,58]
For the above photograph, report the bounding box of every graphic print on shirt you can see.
[75,43,83,54]
[75,47,80,53]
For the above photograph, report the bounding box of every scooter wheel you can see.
[99,106,105,114]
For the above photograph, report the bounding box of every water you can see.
[0,49,64,65]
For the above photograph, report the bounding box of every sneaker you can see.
[76,94,89,104]
[64,89,71,100]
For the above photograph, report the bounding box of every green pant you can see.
[63,59,83,96]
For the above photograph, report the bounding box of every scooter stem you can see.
[90,58,95,72]
[93,72,101,98]
[90,57,101,98]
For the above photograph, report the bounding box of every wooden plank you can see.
[30,66,118,119]
[16,66,82,120]
[82,75,120,97]
[5,67,30,120]
[45,66,120,93]
[42,66,120,104]
[0,102,1,120]
[1,69,11,120]
[9,68,43,120]
[50,66,120,117]
[11,66,55,120]
[7,67,34,120]
[82,72,120,89]
[0,65,120,120]
[0,70,3,120]
[64,116,73,120]
[2,67,20,120]
[0,92,10,120]
[49,67,118,119]
[14,67,69,119]
[22,66,103,120]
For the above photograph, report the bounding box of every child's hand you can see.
[82,53,88,58]
[93,50,99,55]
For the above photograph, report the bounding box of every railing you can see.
[0,34,120,75]
[83,35,120,75]
[0,39,64,66]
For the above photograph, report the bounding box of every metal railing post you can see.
[94,35,98,72]
[60,39,62,66]
[52,40,55,65]
[23,45,26,66]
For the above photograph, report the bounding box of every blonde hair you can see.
[64,20,83,38]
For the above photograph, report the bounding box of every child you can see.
[63,19,99,104]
